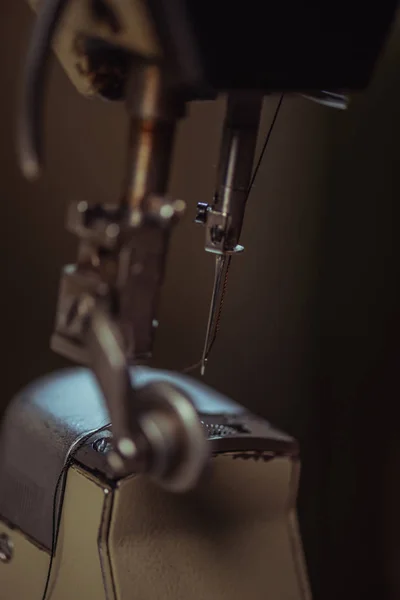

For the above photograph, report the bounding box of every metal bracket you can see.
[204,210,230,254]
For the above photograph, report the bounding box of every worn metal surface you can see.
[199,94,263,256]
[0,366,296,550]
[198,94,262,375]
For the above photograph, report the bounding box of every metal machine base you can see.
[0,368,311,600]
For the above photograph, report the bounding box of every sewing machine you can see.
[0,1,397,598]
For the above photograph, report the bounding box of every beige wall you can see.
[2,2,400,599]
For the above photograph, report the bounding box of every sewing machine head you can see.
[14,0,397,487]
[0,1,397,599]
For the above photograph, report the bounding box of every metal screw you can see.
[0,533,13,563]
[93,437,112,454]
[210,225,224,244]
[195,202,209,225]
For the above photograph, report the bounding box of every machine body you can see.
[16,0,398,486]
[0,368,309,600]
[0,1,398,598]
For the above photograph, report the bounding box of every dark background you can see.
[2,2,400,599]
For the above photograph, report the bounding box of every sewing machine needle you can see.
[201,254,228,376]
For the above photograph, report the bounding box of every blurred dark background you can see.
[2,2,400,599]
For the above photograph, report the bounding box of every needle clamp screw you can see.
[195,202,209,225]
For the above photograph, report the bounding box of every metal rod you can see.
[122,63,184,210]
[123,118,176,209]
[213,93,263,250]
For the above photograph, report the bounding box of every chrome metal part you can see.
[138,381,209,492]
[66,202,124,249]
[87,308,209,490]
[115,197,185,360]
[197,94,262,375]
[87,306,151,477]
[46,59,200,493]
[123,119,178,212]
[93,437,112,455]
[122,61,186,210]
[125,61,186,122]
[54,200,186,363]
[301,90,349,110]
[0,533,13,564]
[203,93,263,255]
[51,264,106,364]
[204,210,230,255]
[195,201,209,225]
[53,62,187,363]
[200,254,230,375]
[200,245,244,376]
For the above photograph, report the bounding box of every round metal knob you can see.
[138,381,209,492]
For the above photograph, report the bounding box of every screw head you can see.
[210,225,224,244]
[195,202,209,225]
[93,437,112,454]
[0,533,13,563]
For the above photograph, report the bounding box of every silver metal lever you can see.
[87,305,209,491]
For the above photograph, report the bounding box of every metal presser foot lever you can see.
[16,0,210,492]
